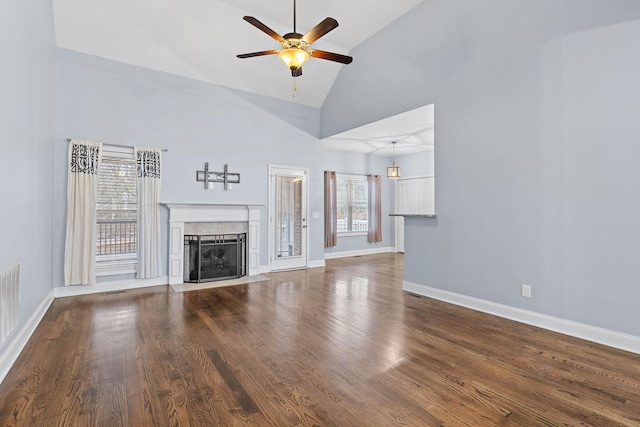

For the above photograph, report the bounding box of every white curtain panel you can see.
[136,147,162,279]
[64,139,102,286]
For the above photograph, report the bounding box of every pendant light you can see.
[387,141,401,178]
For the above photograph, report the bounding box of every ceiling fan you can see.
[236,0,353,78]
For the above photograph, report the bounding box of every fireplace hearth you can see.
[184,234,246,283]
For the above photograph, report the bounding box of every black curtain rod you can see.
[66,138,168,152]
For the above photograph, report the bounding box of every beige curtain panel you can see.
[324,171,338,247]
[367,174,383,243]
[136,147,162,279]
[64,139,102,286]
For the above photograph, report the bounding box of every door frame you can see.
[268,164,310,271]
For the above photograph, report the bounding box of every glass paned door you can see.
[276,175,302,258]
[270,166,307,271]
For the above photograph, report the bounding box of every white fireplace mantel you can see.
[163,203,263,285]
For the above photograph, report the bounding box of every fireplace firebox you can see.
[184,233,246,283]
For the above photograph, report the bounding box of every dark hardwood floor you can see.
[1,253,639,426]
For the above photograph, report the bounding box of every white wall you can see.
[0,0,56,362]
[321,1,640,338]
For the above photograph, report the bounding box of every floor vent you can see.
[0,262,20,345]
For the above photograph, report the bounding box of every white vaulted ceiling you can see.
[52,0,424,108]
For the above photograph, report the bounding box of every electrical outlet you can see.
[521,284,532,298]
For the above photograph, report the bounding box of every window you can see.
[336,174,368,234]
[96,146,137,275]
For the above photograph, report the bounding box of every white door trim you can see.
[268,164,310,271]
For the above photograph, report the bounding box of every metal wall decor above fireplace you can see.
[184,233,246,283]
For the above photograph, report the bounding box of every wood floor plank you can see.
[1,253,640,426]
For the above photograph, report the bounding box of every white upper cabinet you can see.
[395,176,435,215]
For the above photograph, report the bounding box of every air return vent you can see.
[0,262,20,345]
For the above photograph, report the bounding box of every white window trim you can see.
[336,173,369,235]
[339,231,368,237]
[96,257,137,276]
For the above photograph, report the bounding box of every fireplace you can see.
[164,204,262,285]
[184,233,246,282]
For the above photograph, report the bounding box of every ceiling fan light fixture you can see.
[279,47,309,70]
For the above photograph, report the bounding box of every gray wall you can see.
[4,0,639,363]
[323,149,394,254]
[53,49,326,285]
[322,1,640,337]
[395,149,434,178]
[0,0,55,352]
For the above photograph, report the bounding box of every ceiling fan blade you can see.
[302,17,338,44]
[237,50,280,59]
[292,67,302,77]
[243,16,284,42]
[310,49,353,64]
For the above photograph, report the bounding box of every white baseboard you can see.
[259,265,271,274]
[53,276,169,298]
[259,260,326,272]
[403,280,640,355]
[0,289,55,384]
[324,246,395,260]
[308,259,326,269]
